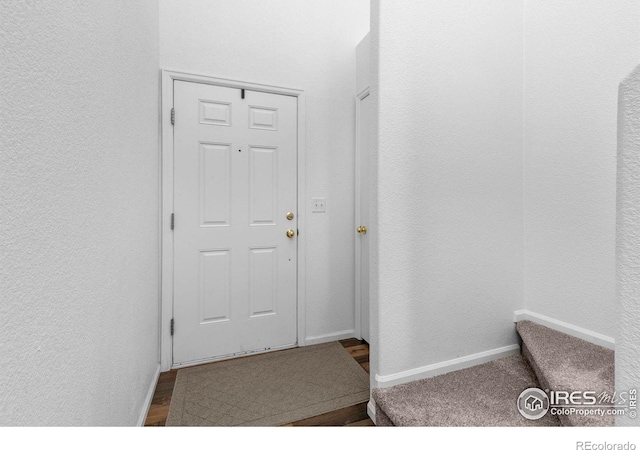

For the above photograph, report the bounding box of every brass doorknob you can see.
[286,229,295,238]
[357,225,367,234]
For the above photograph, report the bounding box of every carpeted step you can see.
[372,355,560,426]
[516,320,614,427]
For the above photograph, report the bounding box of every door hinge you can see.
[171,107,175,125]
[241,89,245,99]
[171,213,174,230]
[170,318,174,336]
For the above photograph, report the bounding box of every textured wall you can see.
[159,0,370,341]
[369,2,381,385]
[0,1,160,425]
[523,0,640,338]
[616,64,640,426]
[372,0,524,377]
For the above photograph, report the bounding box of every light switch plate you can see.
[312,197,326,213]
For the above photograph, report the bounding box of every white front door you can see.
[356,91,371,343]
[173,80,298,366]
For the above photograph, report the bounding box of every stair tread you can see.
[516,320,615,427]
[372,355,560,427]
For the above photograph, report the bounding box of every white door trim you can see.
[354,86,370,341]
[160,69,307,371]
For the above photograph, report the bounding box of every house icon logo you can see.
[517,388,550,420]
[525,395,543,411]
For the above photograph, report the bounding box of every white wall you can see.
[369,5,382,387]
[372,0,524,379]
[523,0,640,339]
[0,1,160,425]
[159,0,370,342]
[616,64,640,426]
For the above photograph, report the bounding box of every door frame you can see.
[354,86,370,341]
[160,69,307,371]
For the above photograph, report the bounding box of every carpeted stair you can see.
[372,321,614,426]
[517,321,614,426]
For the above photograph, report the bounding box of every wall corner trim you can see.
[513,309,615,350]
[373,344,521,389]
[137,364,161,426]
[367,399,376,424]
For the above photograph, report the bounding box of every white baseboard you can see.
[367,400,376,425]
[373,344,520,389]
[304,329,356,346]
[137,363,161,426]
[513,309,615,350]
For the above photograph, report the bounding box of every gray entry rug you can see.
[166,342,370,426]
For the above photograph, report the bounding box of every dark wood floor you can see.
[144,338,373,427]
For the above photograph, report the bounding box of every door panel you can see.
[249,247,278,317]
[249,146,278,225]
[199,143,231,226]
[199,250,230,323]
[173,81,297,365]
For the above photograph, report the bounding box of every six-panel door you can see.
[173,81,297,365]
